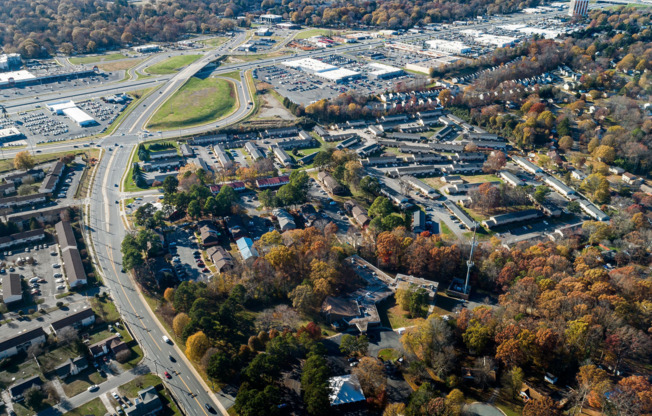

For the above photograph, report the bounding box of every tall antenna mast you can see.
[464,224,477,294]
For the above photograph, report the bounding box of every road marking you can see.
[177,375,210,416]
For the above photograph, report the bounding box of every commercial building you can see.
[0,127,24,142]
[474,34,518,48]
[482,209,543,229]
[512,156,543,174]
[133,44,160,53]
[426,39,471,54]
[568,0,589,16]
[63,107,96,127]
[0,67,96,89]
[260,14,282,24]
[367,62,404,79]
[255,27,272,36]
[0,327,47,360]
[0,53,21,71]
[282,58,360,83]
[2,273,22,305]
[395,273,439,301]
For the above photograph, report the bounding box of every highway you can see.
[3,10,577,415]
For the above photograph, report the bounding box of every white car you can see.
[87,385,99,392]
[112,392,120,400]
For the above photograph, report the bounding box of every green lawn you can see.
[147,76,236,130]
[202,37,228,47]
[220,70,242,81]
[462,174,502,184]
[91,297,120,323]
[378,348,400,362]
[62,369,107,397]
[69,53,128,65]
[119,374,163,397]
[0,149,96,173]
[440,221,453,237]
[62,398,107,416]
[145,54,202,75]
[295,28,338,40]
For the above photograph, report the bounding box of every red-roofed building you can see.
[209,182,246,194]
[256,176,290,189]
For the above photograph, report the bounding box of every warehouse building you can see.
[133,44,160,53]
[367,62,404,79]
[426,39,472,54]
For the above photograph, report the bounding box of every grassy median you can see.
[147,76,236,130]
[145,54,202,75]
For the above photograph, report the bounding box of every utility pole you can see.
[464,225,477,294]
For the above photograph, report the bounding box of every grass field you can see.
[147,76,236,130]
[0,149,99,174]
[98,58,144,72]
[295,28,338,40]
[220,70,242,81]
[62,370,106,397]
[62,398,107,416]
[145,54,202,75]
[202,37,228,47]
[69,53,128,65]
[91,296,121,322]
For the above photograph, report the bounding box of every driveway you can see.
[463,403,506,416]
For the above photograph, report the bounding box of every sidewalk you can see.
[37,365,149,416]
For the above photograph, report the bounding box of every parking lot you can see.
[254,53,418,106]
[0,239,69,308]
[168,228,209,282]
[2,98,127,147]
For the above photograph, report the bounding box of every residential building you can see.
[579,200,610,222]
[543,175,576,199]
[482,209,543,229]
[88,334,125,358]
[402,175,437,196]
[499,171,524,187]
[622,172,641,186]
[255,176,290,189]
[39,161,65,195]
[9,376,43,402]
[0,228,45,250]
[55,356,89,379]
[124,386,163,416]
[50,307,95,335]
[199,224,220,248]
[56,221,87,287]
[2,273,22,304]
[0,327,47,359]
[245,142,265,160]
[317,171,345,195]
[273,208,296,231]
[236,237,258,261]
[148,149,178,160]
[443,201,477,230]
[206,246,233,273]
[512,156,543,174]
[328,375,366,407]
[351,205,370,227]
[272,146,293,167]
[412,210,426,233]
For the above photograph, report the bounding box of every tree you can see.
[368,196,393,218]
[302,353,330,416]
[162,175,178,195]
[234,384,280,416]
[502,367,524,399]
[57,327,79,346]
[360,176,381,197]
[533,185,550,203]
[592,145,616,164]
[523,396,559,416]
[163,287,175,303]
[289,284,318,313]
[173,313,191,337]
[558,136,573,151]
[574,365,610,413]
[207,351,235,382]
[352,357,386,398]
[14,151,35,171]
[483,152,507,173]
[396,285,428,318]
[115,349,132,363]
[188,200,202,219]
[339,334,369,357]
[581,174,610,203]
[26,343,44,358]
[383,403,406,416]
[185,331,210,362]
[463,322,491,353]
[25,387,44,409]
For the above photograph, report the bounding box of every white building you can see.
[329,375,366,407]
[426,39,471,54]
[260,14,282,24]
[568,0,589,17]
[367,62,404,79]
[0,127,23,142]
[0,53,21,72]
[63,107,96,127]
[282,58,360,83]
[0,328,47,360]
[2,273,22,304]
[474,34,518,48]
[133,44,160,53]
[512,156,543,174]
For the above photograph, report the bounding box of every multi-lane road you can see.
[5,9,580,415]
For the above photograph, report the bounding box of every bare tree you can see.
[27,343,44,358]
[474,356,495,390]
[57,327,79,346]
[115,349,132,363]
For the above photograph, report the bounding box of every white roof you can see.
[236,237,258,260]
[47,100,76,112]
[474,34,518,46]
[0,127,22,138]
[367,62,402,75]
[329,375,366,406]
[0,70,35,84]
[317,68,359,81]
[282,58,337,73]
[63,107,95,124]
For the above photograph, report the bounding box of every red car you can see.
[164,371,171,379]
[202,268,209,273]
